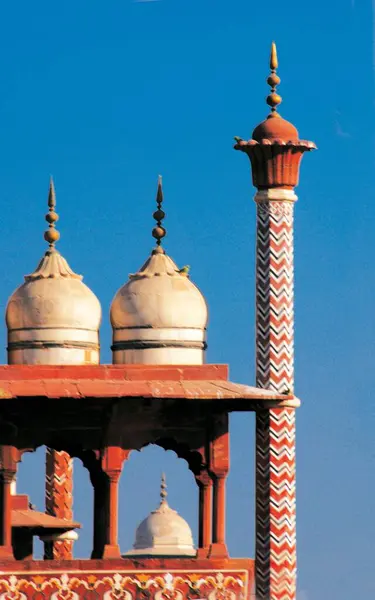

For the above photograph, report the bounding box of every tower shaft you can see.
[255,195,294,391]
[255,191,296,600]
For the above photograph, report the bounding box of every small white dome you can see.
[111,248,207,330]
[110,247,208,365]
[126,476,195,557]
[6,251,101,333]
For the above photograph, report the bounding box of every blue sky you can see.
[1,0,374,598]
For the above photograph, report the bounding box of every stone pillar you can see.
[212,475,226,544]
[91,447,128,559]
[0,446,17,560]
[208,413,229,558]
[0,471,14,559]
[196,470,213,557]
[234,43,316,596]
[45,448,74,559]
[103,470,122,558]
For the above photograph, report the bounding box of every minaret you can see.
[6,178,101,561]
[234,44,316,600]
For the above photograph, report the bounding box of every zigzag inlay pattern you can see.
[255,200,297,600]
[45,448,74,560]
[256,201,294,393]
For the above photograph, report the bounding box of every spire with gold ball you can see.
[234,42,316,189]
[152,175,166,250]
[45,176,60,246]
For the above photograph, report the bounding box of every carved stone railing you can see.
[0,563,253,600]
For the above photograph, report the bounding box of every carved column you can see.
[45,448,74,560]
[196,470,213,557]
[91,447,129,559]
[0,472,14,559]
[208,413,229,558]
[102,470,122,558]
[0,446,17,559]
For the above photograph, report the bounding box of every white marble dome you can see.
[126,477,196,557]
[6,250,101,365]
[110,246,208,365]
[6,180,101,365]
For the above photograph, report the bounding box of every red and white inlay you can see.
[45,448,74,560]
[255,197,297,600]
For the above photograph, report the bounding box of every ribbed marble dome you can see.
[6,250,101,333]
[110,177,208,365]
[126,475,195,557]
[6,180,101,365]
[110,247,208,331]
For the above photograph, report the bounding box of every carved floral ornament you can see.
[0,572,247,600]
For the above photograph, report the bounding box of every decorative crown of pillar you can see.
[234,42,316,189]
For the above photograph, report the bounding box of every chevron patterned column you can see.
[45,448,74,559]
[256,197,295,391]
[256,406,296,600]
[255,190,297,600]
[234,42,315,600]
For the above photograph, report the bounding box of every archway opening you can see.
[16,447,93,560]
[118,444,198,556]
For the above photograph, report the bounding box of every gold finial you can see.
[266,41,282,115]
[160,473,168,503]
[270,41,278,70]
[44,177,60,248]
[152,175,166,250]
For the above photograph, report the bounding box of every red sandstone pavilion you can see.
[0,44,315,600]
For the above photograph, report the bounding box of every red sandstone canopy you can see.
[11,494,80,534]
[0,365,298,408]
[12,509,80,534]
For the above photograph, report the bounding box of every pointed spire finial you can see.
[270,41,278,70]
[160,472,168,504]
[152,175,166,252]
[44,177,60,249]
[266,41,282,116]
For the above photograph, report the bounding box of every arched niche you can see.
[43,446,96,559]
[16,445,95,560]
[118,443,199,556]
